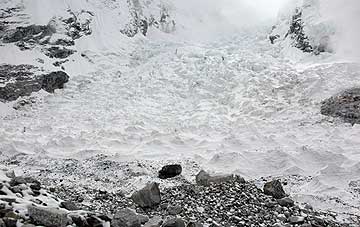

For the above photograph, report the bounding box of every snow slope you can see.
[0,0,360,222]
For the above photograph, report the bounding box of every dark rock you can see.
[28,205,68,227]
[277,197,295,207]
[269,35,280,44]
[162,218,185,227]
[9,176,40,187]
[86,215,103,227]
[286,8,313,53]
[45,46,75,59]
[321,88,360,125]
[263,180,286,199]
[131,182,161,208]
[159,164,182,179]
[2,25,53,43]
[195,170,245,186]
[2,217,17,227]
[0,64,69,101]
[112,208,141,227]
[60,201,79,211]
[138,214,149,224]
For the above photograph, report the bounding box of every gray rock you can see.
[137,214,149,224]
[167,205,182,215]
[28,205,68,227]
[144,216,163,227]
[131,182,161,208]
[162,218,185,227]
[60,201,79,211]
[187,222,203,227]
[289,216,305,224]
[159,164,182,179]
[0,219,5,227]
[263,180,286,199]
[5,170,15,179]
[277,197,294,207]
[195,170,245,186]
[112,208,141,227]
[321,88,360,125]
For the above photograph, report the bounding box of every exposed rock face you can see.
[195,170,245,186]
[28,206,68,227]
[45,46,76,59]
[131,182,161,208]
[0,64,69,101]
[263,180,286,199]
[121,0,175,37]
[2,24,53,43]
[285,8,313,53]
[269,0,334,55]
[158,164,182,179]
[321,88,360,125]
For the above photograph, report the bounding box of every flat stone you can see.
[187,222,203,227]
[195,170,245,186]
[144,216,163,227]
[28,205,68,227]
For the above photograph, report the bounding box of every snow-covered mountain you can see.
[0,0,360,225]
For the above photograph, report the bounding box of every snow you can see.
[0,0,359,221]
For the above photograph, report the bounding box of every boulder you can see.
[60,201,79,211]
[321,88,360,125]
[28,205,68,227]
[263,180,286,199]
[277,197,295,207]
[195,170,245,186]
[162,218,185,227]
[112,208,141,227]
[158,164,182,179]
[144,216,163,227]
[187,222,203,227]
[289,216,305,224]
[131,182,161,208]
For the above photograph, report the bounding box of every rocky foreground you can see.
[0,165,357,227]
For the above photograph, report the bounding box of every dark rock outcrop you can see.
[263,180,286,199]
[321,88,360,125]
[0,64,69,101]
[45,46,76,59]
[158,164,182,179]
